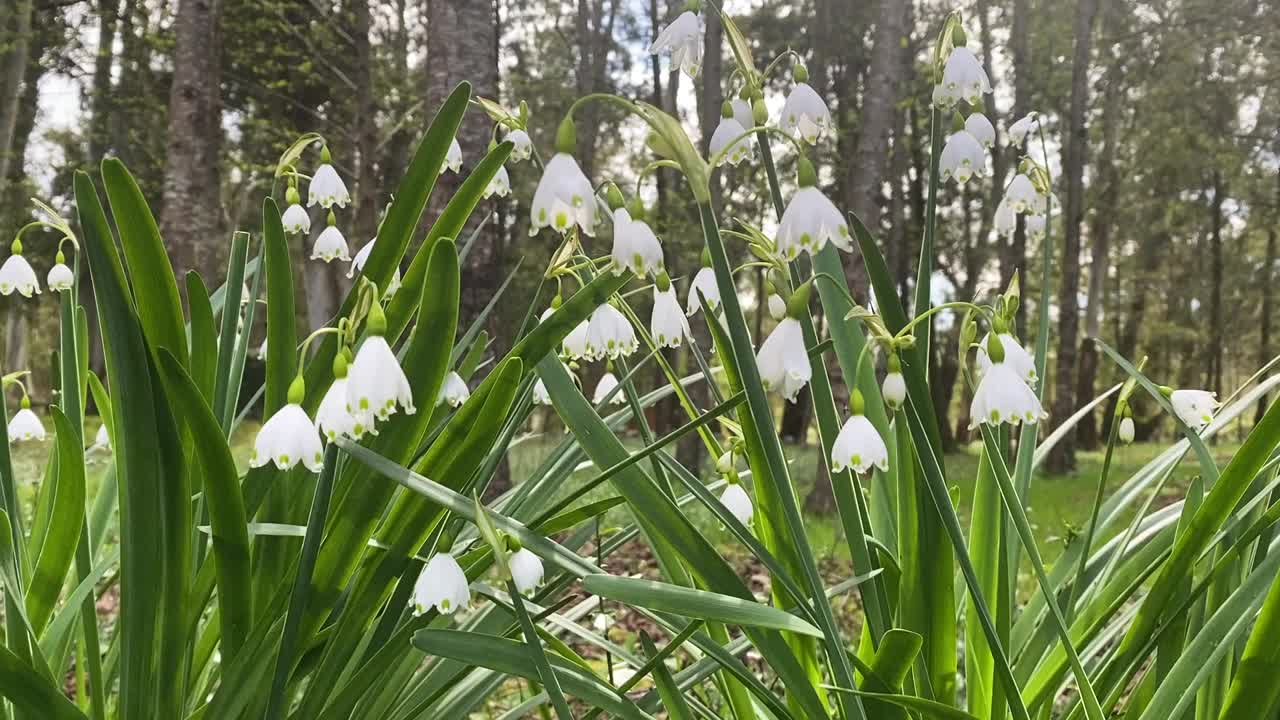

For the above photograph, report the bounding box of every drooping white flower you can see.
[994,198,1016,236]
[441,138,463,174]
[650,285,690,348]
[413,551,470,615]
[757,318,810,402]
[93,423,110,450]
[9,405,45,442]
[308,159,351,209]
[720,483,753,526]
[251,403,324,472]
[506,129,533,162]
[710,117,753,166]
[965,113,996,148]
[1007,112,1040,146]
[609,208,664,277]
[282,203,311,235]
[780,83,833,144]
[883,372,907,409]
[563,319,591,360]
[1118,416,1135,444]
[438,371,470,408]
[1025,214,1047,240]
[0,254,39,297]
[532,378,552,405]
[648,11,704,77]
[349,239,376,277]
[686,266,721,317]
[976,332,1037,384]
[1170,389,1219,431]
[939,47,992,107]
[47,261,74,292]
[969,361,1046,429]
[347,334,415,424]
[767,294,787,321]
[584,304,638,361]
[592,372,625,405]
[731,98,755,130]
[530,153,598,237]
[940,131,987,185]
[1004,174,1044,214]
[311,215,351,263]
[776,187,851,259]
[831,414,889,474]
[484,165,511,199]
[509,547,544,595]
[316,377,370,441]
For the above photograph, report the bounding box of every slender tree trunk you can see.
[1047,0,1099,473]
[1003,0,1032,335]
[353,0,379,244]
[1206,170,1225,393]
[89,0,120,163]
[162,0,226,291]
[0,0,33,184]
[849,0,907,233]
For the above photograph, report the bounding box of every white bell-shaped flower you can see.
[710,117,753,166]
[9,403,45,442]
[651,283,689,349]
[509,547,544,595]
[484,165,511,199]
[251,400,324,472]
[0,254,40,297]
[282,203,311,235]
[592,372,625,406]
[609,208,664,277]
[506,129,533,163]
[965,113,996,148]
[311,212,350,263]
[883,372,907,409]
[1004,174,1044,214]
[757,317,810,402]
[969,350,1046,429]
[1025,214,1047,240]
[648,10,703,77]
[686,266,721,317]
[1170,389,1219,431]
[584,304,638,361]
[780,83,833,144]
[720,483,753,526]
[47,259,74,292]
[976,332,1037,383]
[940,131,987,185]
[994,198,1016,236]
[92,423,111,451]
[441,138,463,175]
[530,153,598,236]
[438,371,470,408]
[1007,112,1040,146]
[308,151,351,208]
[776,187,851,260]
[316,375,369,442]
[413,551,470,614]
[1118,416,1135,444]
[731,98,755,130]
[563,319,591,360]
[346,311,415,424]
[831,413,889,474]
[940,47,992,106]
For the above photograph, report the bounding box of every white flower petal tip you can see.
[532,378,553,405]
[509,548,545,595]
[609,208,664,277]
[831,414,889,474]
[776,187,850,260]
[484,166,511,199]
[308,163,351,209]
[584,305,638,361]
[8,408,46,442]
[757,318,811,402]
[311,225,351,263]
[720,484,754,526]
[0,255,40,297]
[250,404,324,472]
[413,552,470,615]
[443,139,463,174]
[563,319,591,360]
[780,83,833,144]
[969,362,1047,429]
[882,372,907,409]
[92,423,111,451]
[531,153,598,237]
[965,113,996,148]
[935,47,992,107]
[650,286,690,349]
[686,267,721,317]
[506,129,533,162]
[347,336,416,424]
[315,378,371,442]
[710,117,754,166]
[1025,214,1047,240]
[1118,417,1135,444]
[592,372,625,406]
[649,11,704,77]
[1170,389,1219,431]
[940,131,987,185]
[47,263,74,292]
[1007,112,1040,146]
[349,240,375,278]
[1004,174,1047,214]
[281,203,312,235]
[975,333,1037,384]
[438,371,471,408]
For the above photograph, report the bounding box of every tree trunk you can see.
[1002,0,1032,335]
[88,0,120,163]
[352,0,379,244]
[161,0,226,291]
[1046,0,1099,474]
[849,0,907,231]
[1206,170,1225,393]
[0,0,33,184]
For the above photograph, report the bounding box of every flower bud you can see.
[786,280,812,319]
[1118,416,1135,444]
[796,155,817,188]
[767,294,786,321]
[603,182,626,212]
[555,116,577,153]
[793,63,809,83]
[752,98,769,126]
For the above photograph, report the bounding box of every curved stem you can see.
[893,301,991,343]
[708,126,805,171]
[635,160,683,197]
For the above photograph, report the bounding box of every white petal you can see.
[831,414,888,474]
[308,164,351,208]
[8,408,45,442]
[509,548,544,595]
[720,484,753,526]
[413,552,471,614]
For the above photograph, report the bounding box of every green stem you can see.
[1065,411,1120,618]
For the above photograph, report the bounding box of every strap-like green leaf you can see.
[0,644,87,720]
[585,575,822,638]
[25,408,85,636]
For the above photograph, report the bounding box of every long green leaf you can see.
[0,645,86,720]
[585,575,823,638]
[24,408,85,636]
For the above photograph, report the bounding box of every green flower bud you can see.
[986,332,1006,364]
[287,375,306,405]
[850,387,865,415]
[332,349,349,379]
[952,25,967,47]
[327,209,337,226]
[286,185,301,205]
[721,100,734,119]
[555,116,577,154]
[603,182,626,211]
[55,250,65,264]
[793,64,809,84]
[366,296,387,336]
[320,144,332,164]
[655,271,672,293]
[786,280,812,319]
[796,155,817,188]
[752,98,769,126]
